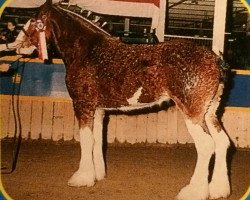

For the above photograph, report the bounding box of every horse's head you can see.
[22,0,54,60]
[23,0,109,61]
[28,2,54,40]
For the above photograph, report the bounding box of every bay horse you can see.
[23,1,231,200]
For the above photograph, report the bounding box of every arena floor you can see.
[1,139,250,200]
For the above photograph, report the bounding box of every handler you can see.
[0,19,37,56]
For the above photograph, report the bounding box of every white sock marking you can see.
[93,109,106,181]
[205,113,230,199]
[177,119,215,200]
[68,127,95,187]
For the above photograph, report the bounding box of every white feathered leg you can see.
[93,109,106,181]
[208,129,230,199]
[68,127,96,187]
[205,115,230,199]
[205,84,231,199]
[177,119,215,200]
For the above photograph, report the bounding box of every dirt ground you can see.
[1,139,249,200]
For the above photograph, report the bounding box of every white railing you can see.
[164,34,213,48]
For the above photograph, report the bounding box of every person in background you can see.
[0,20,19,44]
[0,20,19,57]
[0,19,37,57]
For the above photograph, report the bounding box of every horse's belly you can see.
[103,94,170,112]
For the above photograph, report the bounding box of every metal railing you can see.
[164,34,213,49]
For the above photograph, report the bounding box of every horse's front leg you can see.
[68,117,96,187]
[93,109,106,181]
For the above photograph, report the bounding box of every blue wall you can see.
[0,60,69,98]
[0,59,249,107]
[227,73,250,107]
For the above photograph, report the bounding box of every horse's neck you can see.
[49,12,105,66]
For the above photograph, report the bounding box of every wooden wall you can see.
[1,95,250,148]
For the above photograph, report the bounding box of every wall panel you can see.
[1,95,249,148]
[0,98,10,139]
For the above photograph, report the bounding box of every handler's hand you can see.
[0,63,10,72]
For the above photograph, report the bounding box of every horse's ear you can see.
[30,18,36,27]
[30,18,36,23]
[42,15,47,21]
[46,0,52,5]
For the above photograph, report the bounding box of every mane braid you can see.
[55,5,111,37]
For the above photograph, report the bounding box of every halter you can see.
[22,18,48,61]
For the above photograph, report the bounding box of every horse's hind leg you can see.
[205,85,230,199]
[93,109,106,181]
[177,119,215,200]
[205,114,230,199]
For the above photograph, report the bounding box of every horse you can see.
[23,1,231,199]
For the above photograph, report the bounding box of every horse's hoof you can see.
[94,158,106,181]
[68,170,95,187]
[95,170,106,181]
[176,183,209,200]
[209,179,230,199]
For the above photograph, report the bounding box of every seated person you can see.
[0,20,19,56]
[0,20,19,44]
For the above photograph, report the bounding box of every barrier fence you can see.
[164,34,213,48]
[1,95,249,148]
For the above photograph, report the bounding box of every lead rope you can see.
[1,56,30,174]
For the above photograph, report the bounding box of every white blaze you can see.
[39,31,48,60]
